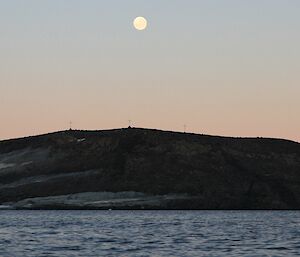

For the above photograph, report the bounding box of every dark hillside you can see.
[0,128,299,209]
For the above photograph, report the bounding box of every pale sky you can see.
[1,0,299,141]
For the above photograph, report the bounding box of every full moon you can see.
[133,17,147,31]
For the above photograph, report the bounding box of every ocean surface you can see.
[0,211,299,256]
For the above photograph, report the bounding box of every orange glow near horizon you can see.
[0,1,299,142]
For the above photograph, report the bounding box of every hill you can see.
[0,128,300,210]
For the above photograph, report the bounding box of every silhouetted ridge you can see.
[0,128,299,209]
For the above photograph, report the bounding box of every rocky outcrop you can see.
[0,128,300,209]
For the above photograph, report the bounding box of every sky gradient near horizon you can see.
[1,0,300,141]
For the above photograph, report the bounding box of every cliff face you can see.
[0,128,300,210]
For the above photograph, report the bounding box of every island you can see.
[0,128,299,210]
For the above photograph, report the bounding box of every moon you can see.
[133,17,148,31]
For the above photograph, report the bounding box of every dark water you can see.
[0,211,299,256]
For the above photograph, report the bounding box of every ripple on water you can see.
[0,210,300,256]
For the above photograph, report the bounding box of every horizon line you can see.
[0,127,299,144]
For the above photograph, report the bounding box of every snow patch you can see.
[21,161,33,166]
[0,170,100,189]
[0,163,15,170]
[0,205,15,210]
[14,191,192,209]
